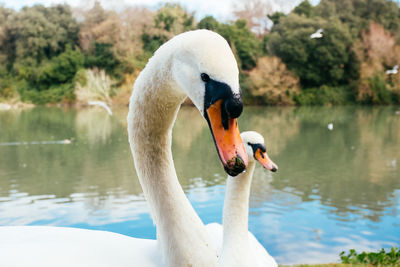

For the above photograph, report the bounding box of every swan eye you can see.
[201,73,210,82]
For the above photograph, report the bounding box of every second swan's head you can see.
[241,131,278,172]
[170,30,248,176]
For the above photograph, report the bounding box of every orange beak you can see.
[254,148,278,172]
[206,99,248,176]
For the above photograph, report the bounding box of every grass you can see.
[75,68,114,104]
[280,264,369,267]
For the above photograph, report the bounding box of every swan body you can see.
[0,30,248,267]
[206,131,278,267]
[0,226,160,267]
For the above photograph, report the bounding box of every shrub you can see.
[17,46,83,104]
[294,85,354,105]
[247,56,299,105]
[340,247,400,265]
[20,83,75,104]
[75,68,114,103]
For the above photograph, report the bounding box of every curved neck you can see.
[220,160,256,266]
[127,56,217,267]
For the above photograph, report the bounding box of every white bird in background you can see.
[385,65,398,75]
[310,28,323,39]
[88,101,113,115]
[327,123,333,130]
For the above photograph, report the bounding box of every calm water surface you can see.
[0,106,399,264]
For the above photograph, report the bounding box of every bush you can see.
[247,56,299,105]
[340,247,400,265]
[357,74,399,104]
[84,42,120,77]
[17,46,83,104]
[75,68,114,103]
[294,85,355,105]
[20,83,75,104]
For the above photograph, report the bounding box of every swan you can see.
[206,131,278,267]
[0,30,248,267]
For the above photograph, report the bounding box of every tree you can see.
[154,3,195,35]
[248,56,299,104]
[141,3,195,55]
[268,12,285,26]
[293,0,314,17]
[197,16,220,31]
[79,1,119,53]
[232,0,273,35]
[20,46,84,104]
[85,42,119,76]
[269,14,358,87]
[315,0,400,40]
[353,22,400,103]
[4,4,79,68]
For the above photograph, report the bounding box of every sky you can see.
[0,0,320,21]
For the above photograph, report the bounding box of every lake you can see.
[0,105,399,264]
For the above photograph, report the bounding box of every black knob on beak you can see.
[224,94,243,119]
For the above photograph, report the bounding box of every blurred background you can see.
[0,0,399,265]
[0,0,399,106]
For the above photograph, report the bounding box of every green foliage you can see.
[140,3,194,56]
[269,14,359,87]
[141,33,168,54]
[315,0,400,39]
[197,16,220,31]
[294,85,355,105]
[20,83,75,104]
[18,46,84,104]
[268,12,286,26]
[154,3,195,34]
[84,42,119,77]
[3,4,79,67]
[294,0,314,17]
[340,247,400,265]
[1,0,400,105]
[359,75,399,104]
[28,46,83,89]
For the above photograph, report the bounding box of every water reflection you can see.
[0,105,399,264]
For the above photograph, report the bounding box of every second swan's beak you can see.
[254,148,278,172]
[205,99,248,176]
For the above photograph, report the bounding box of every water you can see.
[0,106,399,264]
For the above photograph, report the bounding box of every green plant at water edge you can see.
[340,247,400,265]
[294,85,355,105]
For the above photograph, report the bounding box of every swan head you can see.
[170,30,248,176]
[241,131,278,172]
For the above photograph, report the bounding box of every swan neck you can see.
[127,60,217,266]
[222,160,256,255]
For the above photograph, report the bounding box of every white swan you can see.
[0,30,248,267]
[206,131,278,267]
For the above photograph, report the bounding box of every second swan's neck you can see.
[220,160,256,266]
[127,54,217,267]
